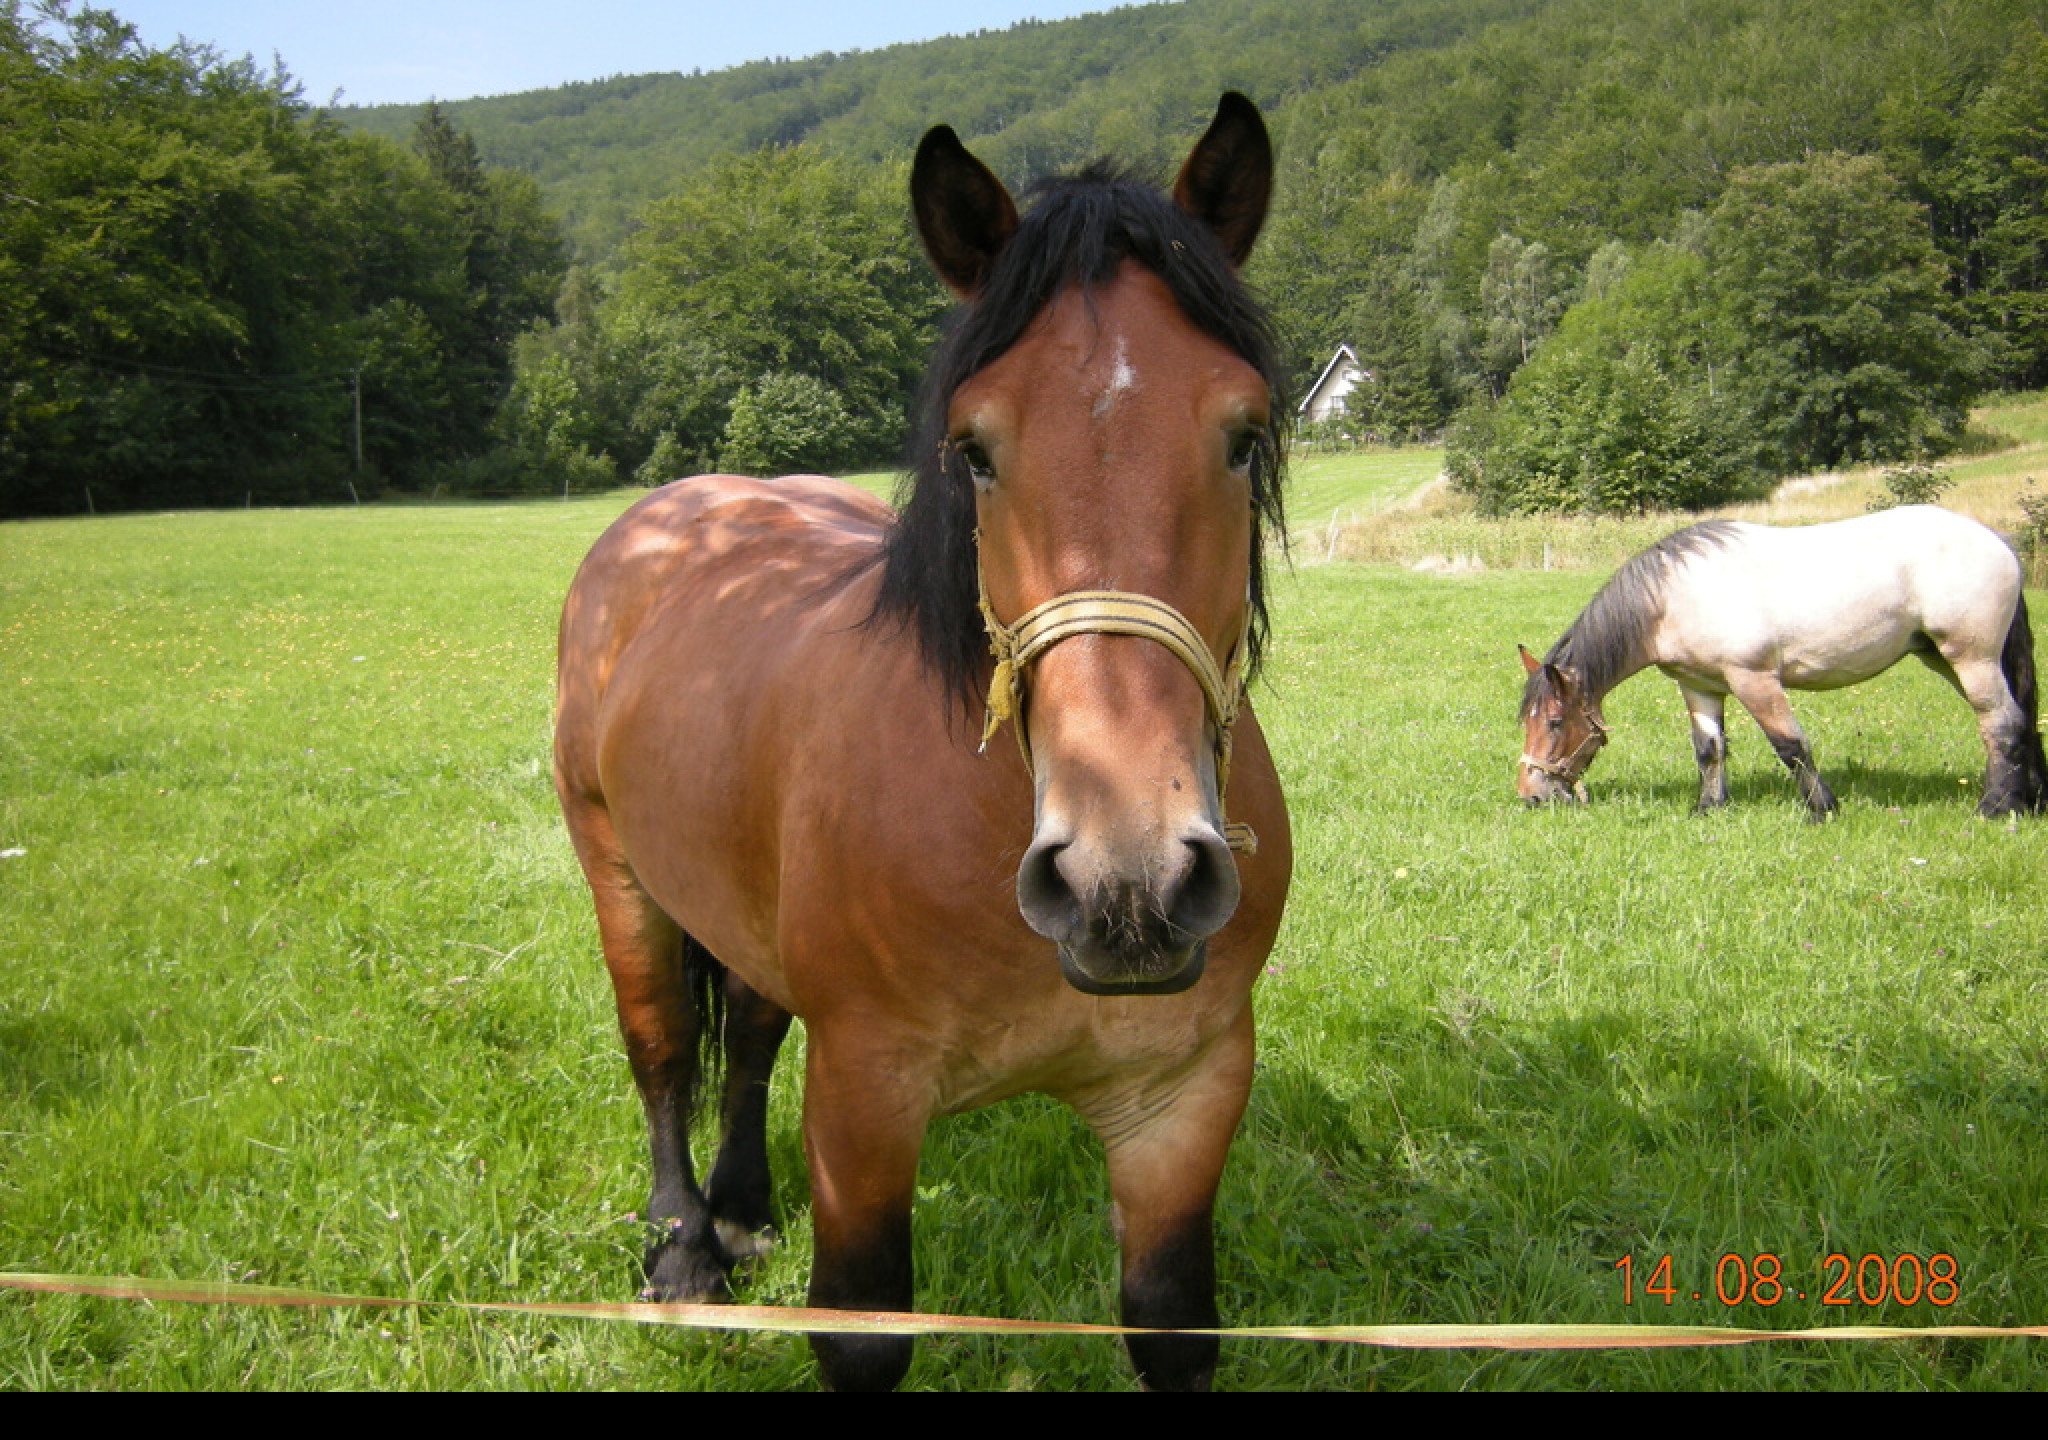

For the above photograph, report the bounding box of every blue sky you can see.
[100,1,1138,107]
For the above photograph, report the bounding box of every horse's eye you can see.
[956,439,995,490]
[1546,717,1564,733]
[1226,427,1264,473]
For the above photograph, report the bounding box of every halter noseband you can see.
[976,562,1256,855]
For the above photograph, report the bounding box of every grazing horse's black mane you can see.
[1525,519,1742,711]
[870,162,1290,711]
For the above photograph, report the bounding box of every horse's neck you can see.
[1595,652,1652,706]
[1563,633,1653,709]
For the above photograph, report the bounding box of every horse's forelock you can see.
[873,163,1290,712]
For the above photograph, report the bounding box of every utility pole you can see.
[351,368,363,473]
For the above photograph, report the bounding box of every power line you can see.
[24,345,360,393]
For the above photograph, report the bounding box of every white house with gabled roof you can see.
[1298,343,1369,425]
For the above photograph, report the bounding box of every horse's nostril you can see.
[1017,837,1082,943]
[1168,827,1240,939]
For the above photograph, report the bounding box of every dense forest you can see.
[1,3,566,512]
[6,0,2047,517]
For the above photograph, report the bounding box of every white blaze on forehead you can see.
[1092,336,1139,419]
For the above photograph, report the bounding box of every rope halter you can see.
[976,562,1257,855]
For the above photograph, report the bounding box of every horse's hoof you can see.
[813,1333,915,1392]
[643,1235,734,1303]
[639,1271,731,1304]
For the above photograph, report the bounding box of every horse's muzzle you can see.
[1519,773,1589,806]
[1018,825,1240,995]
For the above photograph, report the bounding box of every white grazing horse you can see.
[1517,506,2046,818]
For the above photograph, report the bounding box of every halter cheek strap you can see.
[976,564,1257,855]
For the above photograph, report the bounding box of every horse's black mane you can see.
[1523,519,1742,712]
[870,162,1290,711]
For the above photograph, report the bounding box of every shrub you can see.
[1449,344,1757,515]
[2017,478,2048,554]
[1299,415,1366,451]
[1867,458,1956,511]
[635,430,701,487]
[430,442,617,498]
[719,372,858,476]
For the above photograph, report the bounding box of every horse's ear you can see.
[1173,92,1273,269]
[1518,644,1543,676]
[912,125,1019,298]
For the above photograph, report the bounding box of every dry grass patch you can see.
[1331,392,2048,578]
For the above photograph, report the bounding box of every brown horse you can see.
[553,95,1291,1390]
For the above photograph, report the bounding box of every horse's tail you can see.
[681,930,729,1101]
[2001,590,2048,813]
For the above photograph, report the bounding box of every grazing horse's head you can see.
[882,94,1285,996]
[1518,644,1607,804]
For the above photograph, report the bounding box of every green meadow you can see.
[4,480,2047,1389]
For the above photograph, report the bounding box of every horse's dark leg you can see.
[630,931,735,1300]
[564,797,733,1301]
[1680,685,1730,811]
[1937,645,2045,818]
[1083,1013,1254,1391]
[801,1032,929,1391]
[1728,671,1836,819]
[705,974,792,1259]
[2000,595,2048,812]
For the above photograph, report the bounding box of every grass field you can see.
[4,451,2048,1388]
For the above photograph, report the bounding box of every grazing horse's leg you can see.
[800,1032,930,1392]
[1998,595,2048,812]
[1081,1013,1254,1391]
[705,975,792,1259]
[1927,647,2041,819]
[560,797,733,1300]
[1680,685,1730,812]
[1725,669,1837,819]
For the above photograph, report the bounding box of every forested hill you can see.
[337,0,2046,275]
[335,0,2048,384]
[335,0,1534,258]
[10,0,2046,518]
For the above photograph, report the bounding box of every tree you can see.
[413,102,486,198]
[719,372,858,475]
[406,102,568,468]
[1449,234,1747,515]
[1952,35,2048,387]
[1477,234,1568,396]
[1706,153,1983,475]
[598,144,943,471]
[1401,174,1485,409]
[1336,276,1452,442]
[2,3,362,512]
[1453,153,1988,516]
[1448,338,1752,515]
[0,4,568,514]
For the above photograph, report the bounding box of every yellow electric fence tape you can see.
[6,1272,2045,1348]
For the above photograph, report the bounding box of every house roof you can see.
[1299,342,1363,414]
